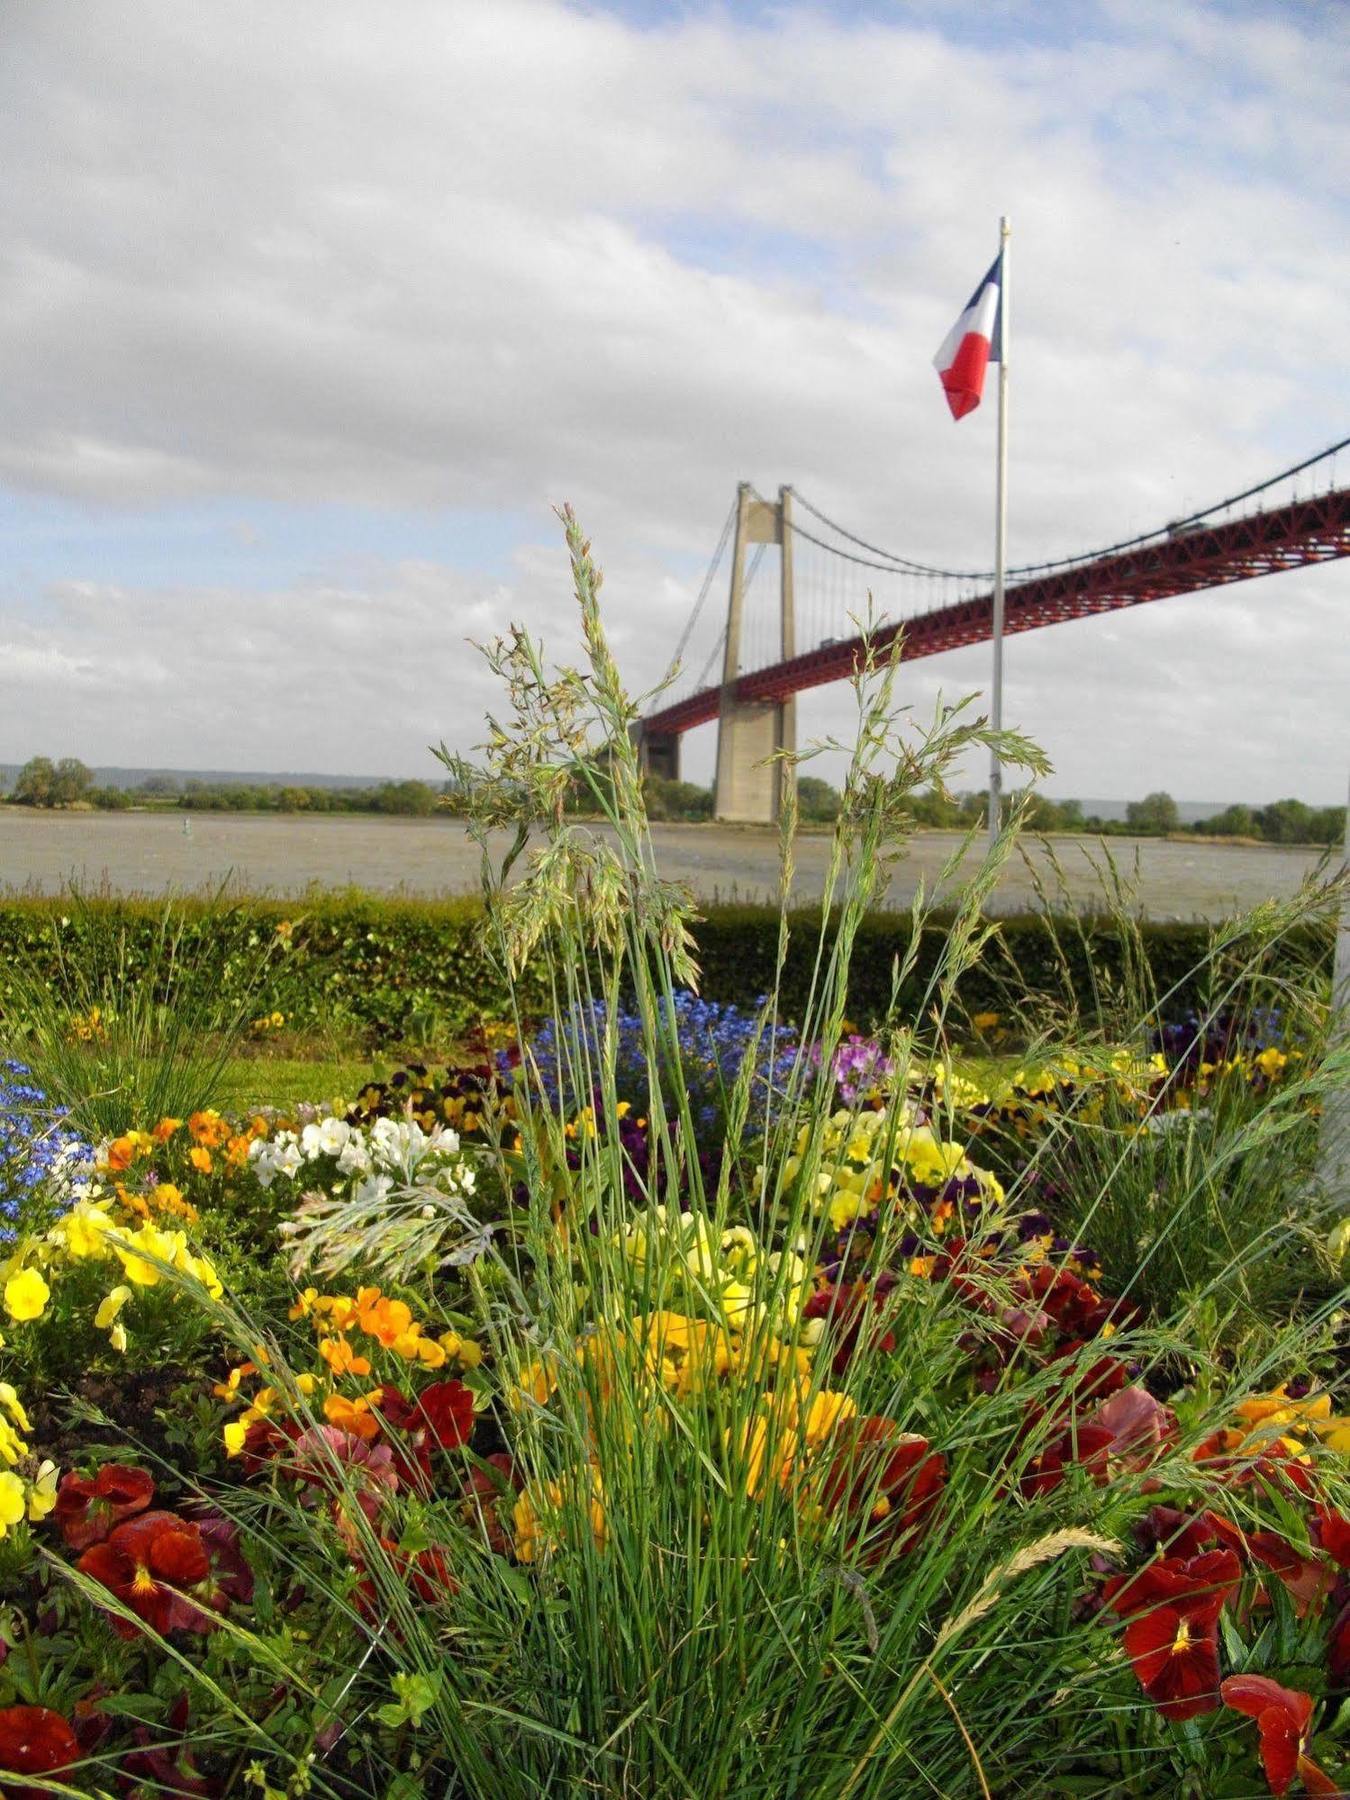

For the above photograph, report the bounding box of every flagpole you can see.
[988,214,1011,846]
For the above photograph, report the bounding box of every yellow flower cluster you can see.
[784,1107,1002,1236]
[516,1308,811,1418]
[512,1467,607,1563]
[67,1003,108,1044]
[1,1198,222,1351]
[733,1383,857,1498]
[1230,1385,1350,1458]
[610,1207,811,1333]
[0,1382,58,1538]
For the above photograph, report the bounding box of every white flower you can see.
[273,1141,304,1180]
[336,1135,371,1175]
[316,1116,351,1157]
[428,1126,461,1157]
[352,1173,393,1208]
[299,1122,325,1160]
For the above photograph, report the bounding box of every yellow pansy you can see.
[27,1460,58,1523]
[0,1383,32,1435]
[3,1267,51,1322]
[95,1285,133,1332]
[513,1469,606,1564]
[223,1420,248,1458]
[178,1251,223,1299]
[54,1199,116,1258]
[828,1188,870,1234]
[111,1221,179,1286]
[0,1471,26,1535]
[515,1359,558,1409]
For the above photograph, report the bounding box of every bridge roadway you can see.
[642,485,1350,739]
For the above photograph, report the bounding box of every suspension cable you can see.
[662,493,737,685]
[790,432,1350,583]
[692,624,728,693]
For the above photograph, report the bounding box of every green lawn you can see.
[211,1054,380,1113]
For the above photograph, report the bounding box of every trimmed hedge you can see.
[0,895,1333,1045]
[695,904,1333,1028]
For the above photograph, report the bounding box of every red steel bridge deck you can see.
[642,485,1350,738]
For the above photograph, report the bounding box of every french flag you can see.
[933,252,1003,421]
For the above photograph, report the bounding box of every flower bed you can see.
[0,533,1345,1797]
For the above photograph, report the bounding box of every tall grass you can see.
[0,884,279,1141]
[112,513,1348,1798]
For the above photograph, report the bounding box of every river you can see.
[0,809,1330,920]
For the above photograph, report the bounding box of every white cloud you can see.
[0,0,1345,798]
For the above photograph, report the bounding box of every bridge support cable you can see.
[641,480,1350,740]
[789,430,1350,586]
[660,493,738,690]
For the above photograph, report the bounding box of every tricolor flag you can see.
[933,252,1003,421]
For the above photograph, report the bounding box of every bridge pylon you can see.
[712,482,796,824]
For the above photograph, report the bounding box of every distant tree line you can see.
[2,758,1344,846]
[2,758,442,817]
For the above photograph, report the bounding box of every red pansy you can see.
[821,1417,946,1554]
[1314,1507,1350,1570]
[461,1452,521,1557]
[77,1509,220,1637]
[52,1462,155,1550]
[406,1381,475,1462]
[1092,1385,1178,1467]
[120,1693,216,1797]
[1244,1530,1334,1616]
[1221,1673,1340,1797]
[802,1282,896,1376]
[0,1705,81,1792]
[1103,1549,1241,1721]
[1138,1506,1243,1562]
[1329,1602,1350,1691]
[1020,1421,1114,1499]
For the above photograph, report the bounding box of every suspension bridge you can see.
[636,438,1350,824]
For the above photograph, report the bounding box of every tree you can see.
[52,758,94,806]
[12,757,57,806]
[1256,798,1315,844]
[1126,791,1179,835]
[796,776,841,824]
[373,780,438,817]
[1195,803,1256,839]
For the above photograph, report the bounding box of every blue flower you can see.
[0,1058,91,1235]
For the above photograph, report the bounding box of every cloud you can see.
[0,0,1345,798]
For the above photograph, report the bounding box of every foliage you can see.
[1127,789,1182,834]
[0,891,279,1143]
[10,754,94,808]
[0,515,1345,1798]
[0,892,1336,1055]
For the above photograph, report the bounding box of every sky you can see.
[1,0,1347,803]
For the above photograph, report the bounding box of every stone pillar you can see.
[713,485,797,824]
[635,727,681,784]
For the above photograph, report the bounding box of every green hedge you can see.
[694,904,1332,1027]
[0,895,1332,1045]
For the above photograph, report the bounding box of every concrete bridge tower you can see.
[712,483,797,824]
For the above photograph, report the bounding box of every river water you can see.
[0,810,1329,919]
